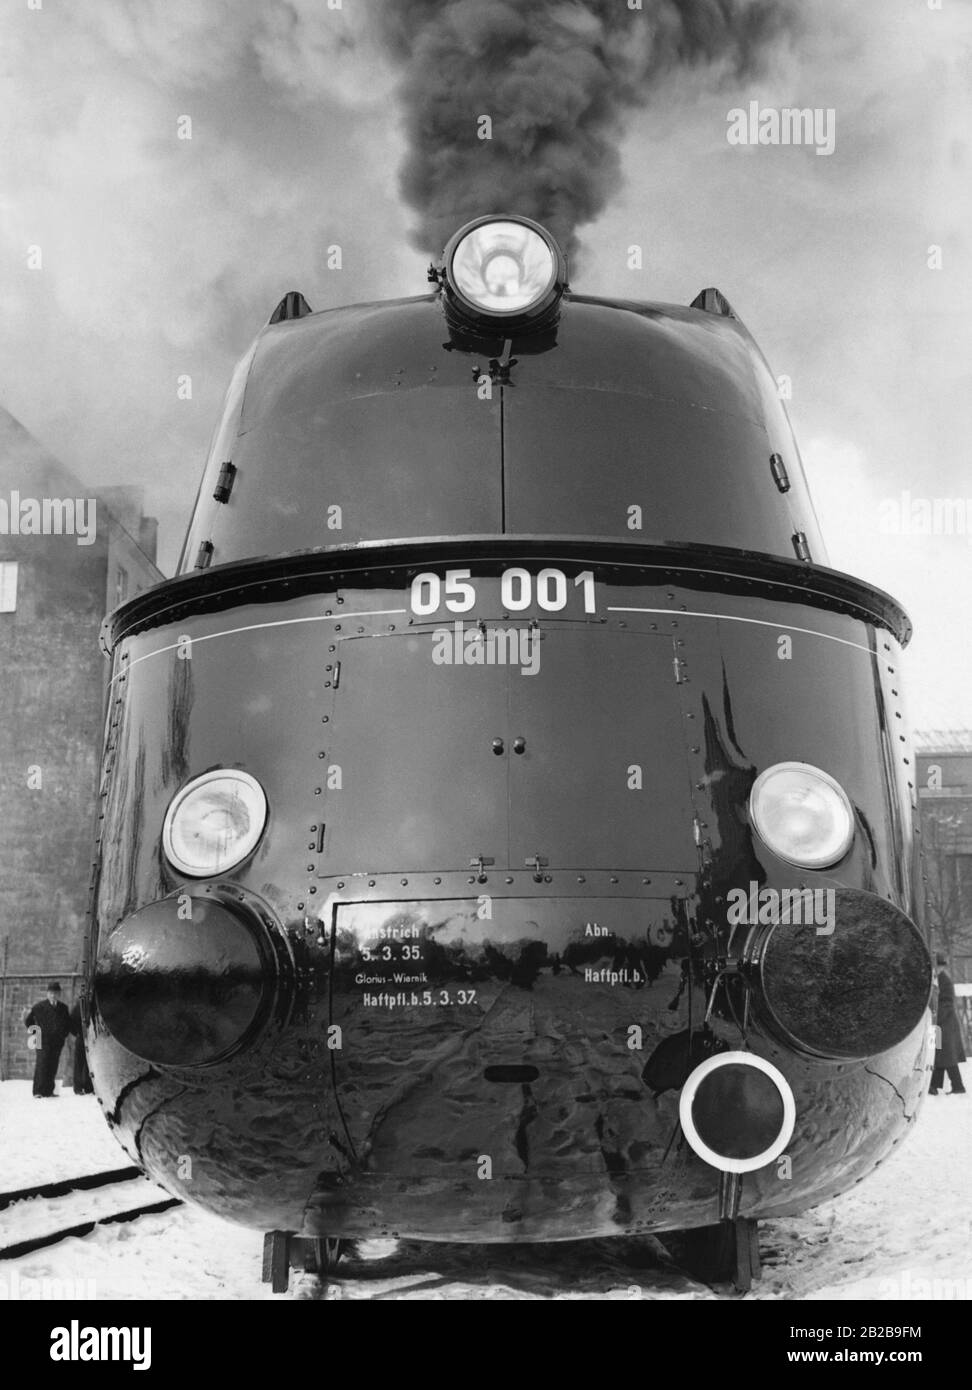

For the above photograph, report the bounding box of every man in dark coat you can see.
[23,982,71,1097]
[68,1000,93,1095]
[930,955,967,1095]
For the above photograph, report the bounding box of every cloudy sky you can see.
[1,0,970,730]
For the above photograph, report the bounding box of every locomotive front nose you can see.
[93,895,272,1067]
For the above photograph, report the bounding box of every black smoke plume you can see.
[375,0,789,260]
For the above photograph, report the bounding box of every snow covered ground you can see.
[0,1079,968,1300]
[0,1085,131,1190]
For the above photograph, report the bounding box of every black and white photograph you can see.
[0,0,969,1347]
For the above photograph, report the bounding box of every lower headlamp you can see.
[163,768,267,878]
[749,761,854,869]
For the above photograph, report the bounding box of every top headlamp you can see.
[439,215,567,328]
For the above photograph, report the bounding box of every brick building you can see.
[915,730,972,984]
[0,408,163,1080]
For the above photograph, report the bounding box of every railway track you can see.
[0,1166,181,1260]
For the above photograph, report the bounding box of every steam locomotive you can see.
[85,215,932,1293]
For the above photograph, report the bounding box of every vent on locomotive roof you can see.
[690,287,737,318]
[268,290,313,325]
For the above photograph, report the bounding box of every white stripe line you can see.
[606,607,876,654]
[111,602,877,685]
[110,609,409,684]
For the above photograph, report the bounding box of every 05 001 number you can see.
[410,567,596,616]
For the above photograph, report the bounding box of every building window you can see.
[114,568,129,606]
[0,561,18,612]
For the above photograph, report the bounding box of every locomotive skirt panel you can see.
[87,555,931,1240]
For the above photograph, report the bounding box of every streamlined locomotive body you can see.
[86,217,932,1291]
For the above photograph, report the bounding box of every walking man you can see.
[930,954,967,1095]
[23,982,71,1098]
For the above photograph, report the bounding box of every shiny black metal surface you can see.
[691,1068,784,1160]
[94,895,271,1067]
[86,558,930,1241]
[175,290,825,573]
[86,248,930,1249]
[105,539,912,653]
